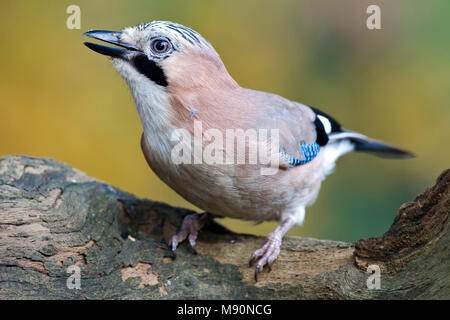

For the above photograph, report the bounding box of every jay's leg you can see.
[169,212,209,253]
[249,216,297,281]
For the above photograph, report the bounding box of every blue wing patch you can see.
[280,142,320,166]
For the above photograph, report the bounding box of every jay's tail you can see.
[328,131,415,159]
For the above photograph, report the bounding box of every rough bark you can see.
[0,155,448,299]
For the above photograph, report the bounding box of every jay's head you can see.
[84,21,236,100]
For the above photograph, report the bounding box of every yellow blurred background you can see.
[0,0,448,242]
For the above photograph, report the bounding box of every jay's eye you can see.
[150,39,171,54]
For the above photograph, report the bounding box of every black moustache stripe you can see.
[132,54,168,87]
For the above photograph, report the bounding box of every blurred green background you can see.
[0,0,448,242]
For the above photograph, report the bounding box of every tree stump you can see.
[0,156,448,299]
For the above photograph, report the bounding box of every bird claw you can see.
[168,212,208,255]
[189,238,198,254]
[169,238,178,251]
[253,264,264,282]
[249,232,282,281]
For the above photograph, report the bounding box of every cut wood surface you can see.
[0,156,448,299]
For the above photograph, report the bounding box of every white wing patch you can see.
[317,115,332,134]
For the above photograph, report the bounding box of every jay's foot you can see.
[248,216,297,281]
[169,212,209,254]
[249,229,283,281]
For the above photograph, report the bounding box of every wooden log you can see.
[0,156,448,299]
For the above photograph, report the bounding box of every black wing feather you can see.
[308,106,342,146]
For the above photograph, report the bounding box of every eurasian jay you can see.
[84,21,413,280]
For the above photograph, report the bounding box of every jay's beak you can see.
[83,30,141,58]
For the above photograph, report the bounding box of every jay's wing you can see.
[246,89,340,167]
[250,91,412,166]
